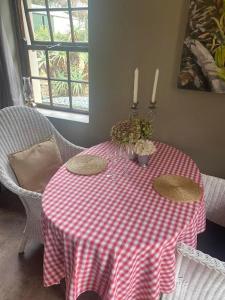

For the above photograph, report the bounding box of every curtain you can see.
[0,16,23,109]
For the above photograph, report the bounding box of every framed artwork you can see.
[178,0,225,93]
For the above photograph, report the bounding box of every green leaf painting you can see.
[178,0,225,93]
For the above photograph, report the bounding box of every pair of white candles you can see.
[133,68,159,105]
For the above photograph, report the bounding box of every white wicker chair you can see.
[161,243,225,300]
[201,173,225,228]
[0,106,85,253]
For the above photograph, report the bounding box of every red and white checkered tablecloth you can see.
[42,141,205,300]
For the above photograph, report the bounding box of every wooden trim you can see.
[44,0,54,42]
[22,0,34,42]
[27,7,88,12]
[37,103,89,114]
[11,0,31,77]
[45,50,53,106]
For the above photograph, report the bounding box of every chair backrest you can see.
[0,106,62,188]
[162,243,225,300]
[202,173,225,228]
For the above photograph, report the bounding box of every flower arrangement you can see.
[111,118,153,145]
[134,139,156,156]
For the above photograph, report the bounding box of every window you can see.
[19,0,89,114]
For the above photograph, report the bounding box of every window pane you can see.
[30,11,51,41]
[71,82,89,111]
[51,81,70,108]
[32,79,50,104]
[71,0,88,8]
[48,0,68,8]
[50,11,72,42]
[70,52,88,81]
[72,10,88,42]
[49,51,68,79]
[29,50,47,78]
[28,0,46,9]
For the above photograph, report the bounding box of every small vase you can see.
[137,155,150,167]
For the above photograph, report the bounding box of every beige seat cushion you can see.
[8,137,63,193]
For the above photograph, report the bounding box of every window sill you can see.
[37,108,89,124]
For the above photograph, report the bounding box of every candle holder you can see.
[129,102,139,119]
[147,103,157,122]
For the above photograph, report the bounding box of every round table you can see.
[42,141,205,300]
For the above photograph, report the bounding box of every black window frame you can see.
[20,0,89,114]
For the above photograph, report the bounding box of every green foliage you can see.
[215,45,225,67]
[35,26,88,97]
[49,51,67,80]
[37,50,47,76]
[217,67,225,80]
[211,10,225,68]
[71,82,83,96]
[111,118,153,145]
[139,119,153,141]
[34,26,71,42]
[53,31,71,42]
[211,14,225,44]
[71,64,87,81]
[34,26,50,41]
[74,25,88,42]
[34,17,87,43]
[52,80,68,96]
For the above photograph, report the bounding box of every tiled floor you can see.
[197,219,225,262]
[0,190,65,300]
[0,189,101,300]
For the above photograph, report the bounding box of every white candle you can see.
[133,68,139,104]
[151,68,159,104]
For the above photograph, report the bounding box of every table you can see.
[42,141,205,300]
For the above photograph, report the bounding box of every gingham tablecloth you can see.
[42,141,205,300]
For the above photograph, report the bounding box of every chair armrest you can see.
[59,138,87,163]
[0,170,41,201]
[177,242,225,275]
[201,173,225,227]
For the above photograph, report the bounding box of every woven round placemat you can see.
[66,155,108,176]
[152,175,202,203]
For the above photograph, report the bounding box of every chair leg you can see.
[18,224,29,254]
[19,232,28,254]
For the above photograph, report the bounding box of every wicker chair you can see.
[161,242,225,300]
[0,106,85,253]
[201,173,225,228]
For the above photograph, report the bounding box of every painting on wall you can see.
[178,0,225,93]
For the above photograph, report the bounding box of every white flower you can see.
[134,139,157,156]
